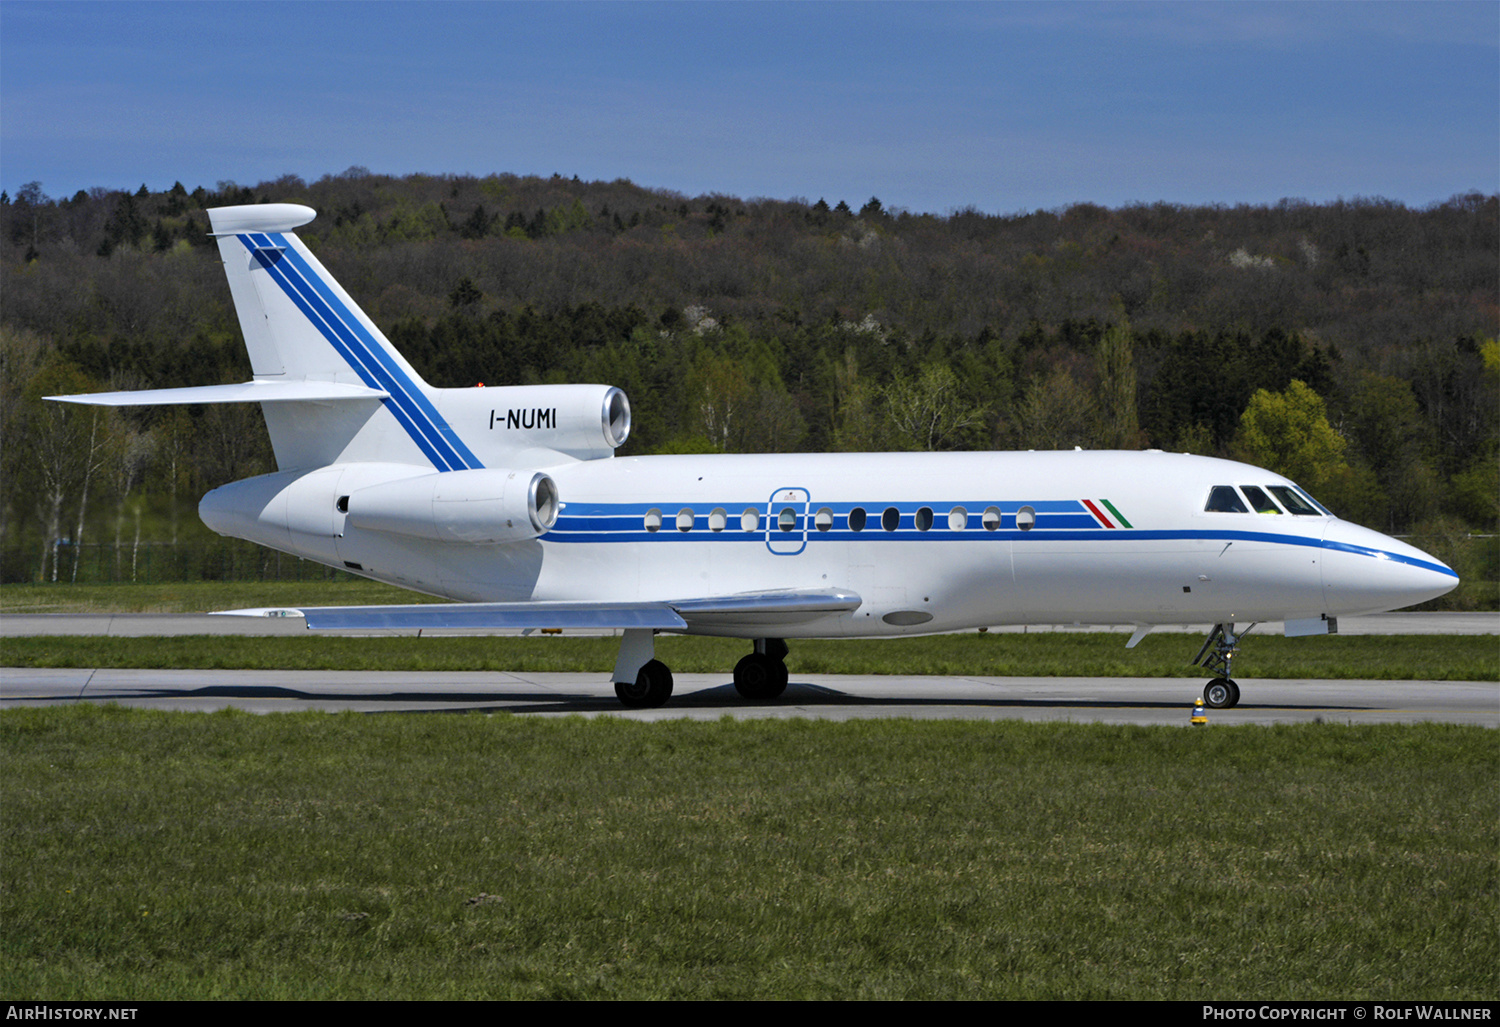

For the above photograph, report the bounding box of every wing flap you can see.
[670,589,862,630]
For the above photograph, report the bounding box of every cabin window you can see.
[814,507,834,532]
[848,507,867,532]
[708,508,727,532]
[644,508,663,532]
[677,508,695,532]
[1241,485,1282,514]
[778,507,797,532]
[982,506,1002,531]
[1204,486,1248,513]
[915,506,934,531]
[741,508,760,531]
[949,506,967,531]
[1017,505,1036,531]
[1268,486,1320,516]
[882,507,901,531]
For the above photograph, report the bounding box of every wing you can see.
[224,588,862,634]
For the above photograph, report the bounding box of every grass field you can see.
[2,708,1494,1000]
[0,580,434,614]
[3,581,1494,999]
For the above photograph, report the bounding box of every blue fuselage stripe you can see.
[543,512,1455,577]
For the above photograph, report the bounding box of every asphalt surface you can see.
[3,668,1495,727]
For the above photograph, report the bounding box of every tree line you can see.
[1,172,1494,592]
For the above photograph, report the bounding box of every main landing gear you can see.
[614,659,674,708]
[1192,621,1253,709]
[733,638,789,700]
[611,630,790,708]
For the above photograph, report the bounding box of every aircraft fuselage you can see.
[200,448,1455,639]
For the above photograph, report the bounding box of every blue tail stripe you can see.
[267,234,483,471]
[244,233,482,471]
[240,234,457,471]
[248,232,460,469]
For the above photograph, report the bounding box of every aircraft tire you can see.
[616,659,673,708]
[1203,677,1240,709]
[734,653,789,700]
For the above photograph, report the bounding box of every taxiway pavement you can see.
[2,668,1494,727]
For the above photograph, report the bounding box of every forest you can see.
[1,170,1495,599]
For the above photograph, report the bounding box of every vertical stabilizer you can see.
[205,204,483,472]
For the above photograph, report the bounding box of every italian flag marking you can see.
[1083,499,1134,529]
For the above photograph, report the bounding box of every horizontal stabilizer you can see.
[47,381,389,407]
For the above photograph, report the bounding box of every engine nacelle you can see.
[346,468,559,544]
[435,383,630,464]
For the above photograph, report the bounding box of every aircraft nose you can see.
[1321,519,1459,615]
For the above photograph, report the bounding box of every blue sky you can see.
[3,1,1495,214]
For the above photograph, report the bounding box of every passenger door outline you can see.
[765,486,809,555]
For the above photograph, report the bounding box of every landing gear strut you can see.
[733,638,789,700]
[1193,622,1253,709]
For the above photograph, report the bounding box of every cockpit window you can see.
[1240,485,1282,514]
[1205,486,1248,513]
[1268,486,1320,516]
[1295,487,1333,516]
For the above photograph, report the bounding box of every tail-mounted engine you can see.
[347,468,559,544]
[199,463,562,564]
[436,383,631,464]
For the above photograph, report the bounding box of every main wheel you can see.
[1203,677,1240,709]
[615,659,673,708]
[733,653,789,700]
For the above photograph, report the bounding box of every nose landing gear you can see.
[1193,622,1252,709]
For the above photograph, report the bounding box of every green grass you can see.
[2,707,1493,999]
[0,579,438,614]
[3,631,1495,681]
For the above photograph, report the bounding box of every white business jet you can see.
[51,204,1459,709]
